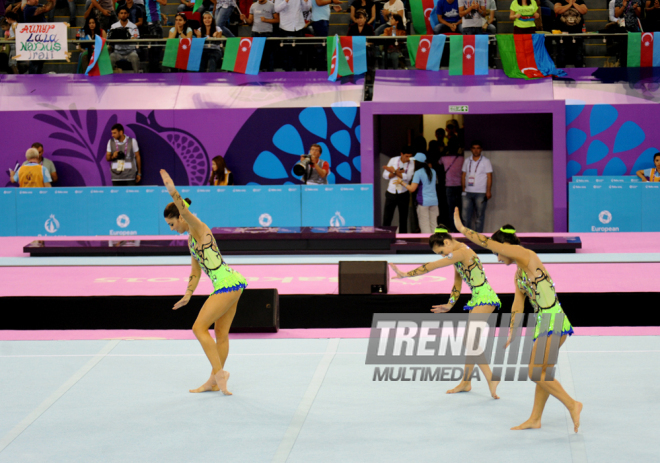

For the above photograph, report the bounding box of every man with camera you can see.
[382,145,415,233]
[106,123,142,186]
[296,144,330,185]
[109,6,141,73]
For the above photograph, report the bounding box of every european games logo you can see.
[259,213,273,227]
[116,214,130,228]
[330,212,346,227]
[598,210,612,224]
[44,214,59,233]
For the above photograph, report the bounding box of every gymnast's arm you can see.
[390,249,464,279]
[173,257,202,310]
[505,281,527,347]
[432,269,463,313]
[160,169,205,238]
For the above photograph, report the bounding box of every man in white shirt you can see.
[382,146,415,233]
[275,0,311,70]
[110,6,141,73]
[461,140,492,233]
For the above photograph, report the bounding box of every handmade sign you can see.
[16,23,69,61]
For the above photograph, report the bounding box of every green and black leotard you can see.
[189,234,247,295]
[454,253,501,312]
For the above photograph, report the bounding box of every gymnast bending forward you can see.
[161,169,247,395]
[453,209,582,432]
[390,225,502,399]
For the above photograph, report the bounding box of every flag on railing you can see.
[85,35,113,76]
[327,35,367,80]
[628,32,660,67]
[193,0,202,12]
[410,0,436,35]
[497,34,566,79]
[407,35,445,71]
[222,37,266,74]
[163,37,206,71]
[449,35,488,75]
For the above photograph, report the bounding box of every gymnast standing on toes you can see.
[453,209,583,433]
[160,169,247,396]
[389,225,502,399]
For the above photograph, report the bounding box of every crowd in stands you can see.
[0,0,657,72]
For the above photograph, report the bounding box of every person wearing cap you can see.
[396,153,439,234]
[9,148,52,188]
[382,145,416,233]
[461,140,492,233]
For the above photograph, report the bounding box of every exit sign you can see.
[449,105,469,113]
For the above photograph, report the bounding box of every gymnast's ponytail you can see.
[428,224,453,250]
[491,224,521,245]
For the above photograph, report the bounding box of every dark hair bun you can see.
[501,223,515,232]
[185,198,192,206]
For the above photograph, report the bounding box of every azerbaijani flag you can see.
[193,0,202,12]
[163,37,206,71]
[327,35,352,81]
[410,0,436,35]
[628,32,660,67]
[497,34,566,79]
[407,35,446,71]
[449,35,488,76]
[85,35,113,76]
[221,37,266,74]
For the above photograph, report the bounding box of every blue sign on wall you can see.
[223,186,302,228]
[0,189,17,236]
[15,188,89,236]
[88,187,160,236]
[569,183,642,232]
[642,183,660,232]
[301,184,373,227]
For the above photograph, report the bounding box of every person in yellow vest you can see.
[9,148,52,188]
[636,152,660,182]
[208,156,234,186]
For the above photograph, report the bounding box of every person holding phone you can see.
[382,145,415,233]
[105,123,142,186]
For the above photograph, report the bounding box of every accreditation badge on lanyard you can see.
[467,158,481,187]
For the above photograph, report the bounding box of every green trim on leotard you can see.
[516,268,573,340]
[454,253,501,312]
[189,234,247,295]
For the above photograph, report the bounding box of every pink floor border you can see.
[1,327,659,341]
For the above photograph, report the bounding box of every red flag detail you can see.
[340,36,354,73]
[462,35,475,76]
[422,0,435,34]
[416,35,433,70]
[235,38,253,73]
[641,33,654,68]
[176,38,192,70]
[513,34,544,79]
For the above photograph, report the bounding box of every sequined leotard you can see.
[516,268,573,340]
[453,252,501,311]
[189,234,247,295]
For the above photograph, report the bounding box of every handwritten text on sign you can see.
[16,23,68,61]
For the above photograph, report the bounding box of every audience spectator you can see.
[484,0,497,33]
[79,16,107,72]
[555,0,587,68]
[196,12,224,72]
[169,12,194,38]
[434,0,463,34]
[209,156,234,185]
[110,6,141,73]
[105,123,142,186]
[441,128,464,232]
[509,0,539,33]
[350,0,375,25]
[299,144,330,185]
[376,0,405,35]
[396,153,439,234]
[23,142,58,184]
[143,0,166,73]
[90,0,119,31]
[9,148,52,188]
[22,0,55,74]
[311,0,342,37]
[461,140,492,233]
[645,0,660,31]
[178,0,205,14]
[459,0,488,34]
[275,0,311,71]
[382,145,415,233]
[614,0,641,32]
[427,128,448,226]
[242,0,278,71]
[348,8,375,34]
[381,14,406,69]
[215,0,238,37]
[1,12,18,75]
[119,0,145,30]
[636,152,660,182]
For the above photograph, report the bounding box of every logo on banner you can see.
[330,211,346,227]
[259,213,273,227]
[116,214,130,228]
[44,214,60,233]
[598,210,612,224]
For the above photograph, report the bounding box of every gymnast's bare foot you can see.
[214,370,232,396]
[189,374,219,393]
[511,418,541,430]
[488,380,500,399]
[447,381,472,394]
[570,401,583,433]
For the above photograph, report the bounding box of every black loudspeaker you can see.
[232,289,279,333]
[338,261,389,295]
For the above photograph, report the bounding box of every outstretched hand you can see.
[431,304,452,313]
[160,169,175,192]
[453,207,464,234]
[173,295,190,310]
[504,332,515,349]
[389,263,407,279]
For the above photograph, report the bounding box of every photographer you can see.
[382,145,415,233]
[105,123,142,186]
[109,6,141,73]
[298,144,330,185]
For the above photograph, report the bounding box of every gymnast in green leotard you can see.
[453,208,582,433]
[161,169,247,396]
[389,225,501,399]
